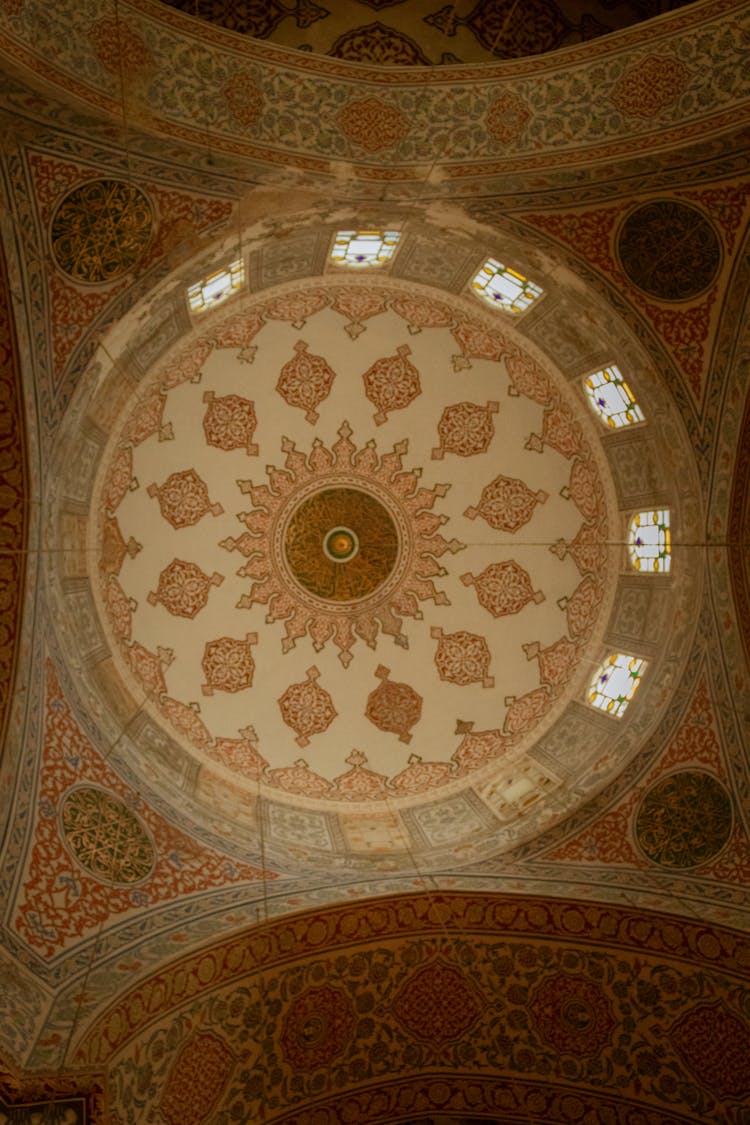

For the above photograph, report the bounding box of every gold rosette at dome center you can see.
[284,488,399,601]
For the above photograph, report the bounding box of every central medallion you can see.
[285,488,398,601]
[225,423,463,665]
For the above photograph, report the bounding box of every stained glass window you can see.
[330,230,401,268]
[628,510,671,573]
[588,653,647,718]
[187,259,245,314]
[471,257,543,314]
[583,365,645,428]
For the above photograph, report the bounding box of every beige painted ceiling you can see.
[47,232,699,870]
[93,279,615,811]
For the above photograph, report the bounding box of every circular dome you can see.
[88,275,621,845]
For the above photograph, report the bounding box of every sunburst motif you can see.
[221,422,465,666]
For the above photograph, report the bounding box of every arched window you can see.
[187,259,244,314]
[588,653,647,717]
[471,257,543,314]
[583,365,645,428]
[628,510,671,572]
[330,230,400,267]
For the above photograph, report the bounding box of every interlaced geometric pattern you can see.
[617,200,721,301]
[330,230,401,268]
[583,366,645,429]
[471,257,543,314]
[628,509,671,572]
[636,770,732,869]
[50,178,153,284]
[61,786,155,884]
[94,284,616,802]
[588,653,647,718]
[187,258,245,313]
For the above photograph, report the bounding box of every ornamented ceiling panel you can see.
[10,661,273,963]
[520,184,750,405]
[74,891,750,1124]
[41,236,701,870]
[0,0,747,1099]
[158,0,699,65]
[0,0,745,182]
[90,283,615,813]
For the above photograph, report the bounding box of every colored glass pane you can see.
[471,257,543,314]
[330,230,401,267]
[588,653,647,718]
[187,258,245,313]
[584,365,645,428]
[628,509,671,573]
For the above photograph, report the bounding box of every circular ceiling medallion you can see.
[51,178,153,284]
[90,280,619,816]
[60,786,155,884]
[280,985,356,1071]
[530,973,615,1058]
[285,487,398,601]
[635,770,732,869]
[617,200,721,301]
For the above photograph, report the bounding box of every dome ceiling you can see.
[158,0,698,65]
[92,280,616,818]
[46,221,700,872]
[0,0,748,1115]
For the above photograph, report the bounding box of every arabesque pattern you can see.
[276,341,337,424]
[362,344,421,424]
[278,667,337,747]
[635,770,732,868]
[81,894,750,1125]
[50,178,152,284]
[365,665,423,743]
[202,391,258,455]
[462,560,545,618]
[147,469,223,529]
[229,422,463,667]
[465,474,547,532]
[201,635,257,695]
[61,787,155,885]
[92,283,612,805]
[432,400,498,459]
[432,627,494,688]
[148,560,224,619]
